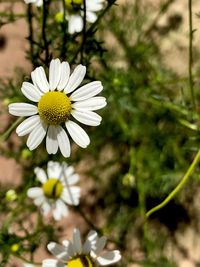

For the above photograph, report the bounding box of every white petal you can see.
[27,187,43,198]
[49,59,61,91]
[52,200,68,220]
[68,15,83,34]
[16,115,40,136]
[73,228,82,254]
[33,195,45,206]
[93,236,107,255]
[86,10,97,23]
[83,230,98,254]
[34,167,47,183]
[72,96,106,111]
[47,242,69,261]
[62,164,75,177]
[71,110,102,126]
[21,82,42,102]
[32,67,49,93]
[9,103,38,116]
[65,120,90,148]
[27,122,47,150]
[42,259,64,267]
[62,240,75,258]
[47,161,62,179]
[56,126,71,158]
[64,65,86,94]
[57,62,70,91]
[61,187,80,206]
[96,250,121,266]
[70,81,103,101]
[41,201,51,215]
[61,173,80,185]
[86,0,104,11]
[46,126,59,155]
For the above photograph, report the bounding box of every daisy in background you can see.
[23,264,35,267]
[43,228,121,267]
[27,161,80,221]
[24,0,42,6]
[9,58,106,157]
[65,0,105,34]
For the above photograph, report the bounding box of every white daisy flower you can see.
[43,228,121,267]
[8,58,106,157]
[27,161,81,221]
[24,0,43,6]
[66,0,105,34]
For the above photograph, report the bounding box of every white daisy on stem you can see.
[8,58,106,157]
[27,161,80,221]
[43,228,121,267]
[65,0,105,34]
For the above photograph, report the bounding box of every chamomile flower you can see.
[27,161,80,221]
[43,228,121,267]
[24,0,42,6]
[8,59,106,157]
[65,0,105,34]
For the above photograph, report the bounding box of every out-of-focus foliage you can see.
[0,0,200,266]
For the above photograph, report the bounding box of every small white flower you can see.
[43,228,121,267]
[9,58,106,157]
[23,264,35,267]
[27,161,81,221]
[66,0,105,34]
[24,0,43,6]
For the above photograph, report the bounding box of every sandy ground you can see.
[1,1,200,267]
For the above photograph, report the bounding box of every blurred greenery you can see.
[1,0,200,266]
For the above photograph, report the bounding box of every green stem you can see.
[146,149,200,218]
[1,117,23,141]
[188,0,195,111]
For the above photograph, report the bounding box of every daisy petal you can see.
[96,250,121,266]
[34,195,45,206]
[73,228,82,254]
[49,59,61,91]
[41,201,51,215]
[56,126,71,158]
[72,96,107,111]
[33,67,49,93]
[46,126,59,155]
[61,187,80,206]
[83,230,98,254]
[27,187,43,198]
[47,161,62,179]
[47,242,69,261]
[93,236,107,255]
[65,120,90,148]
[21,82,42,102]
[64,64,86,94]
[42,259,65,267]
[70,81,103,101]
[27,122,47,150]
[8,103,38,116]
[16,115,40,136]
[68,15,83,34]
[71,110,102,126]
[57,62,70,91]
[86,10,97,23]
[61,173,79,185]
[34,167,47,183]
[62,240,75,258]
[52,199,68,220]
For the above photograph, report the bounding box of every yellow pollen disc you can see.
[42,178,63,199]
[38,91,71,125]
[68,256,94,267]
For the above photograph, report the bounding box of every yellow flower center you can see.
[42,178,63,199]
[65,0,83,7]
[38,91,72,125]
[68,256,94,267]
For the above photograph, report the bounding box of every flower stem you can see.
[145,149,200,218]
[188,0,195,111]
[1,117,23,141]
